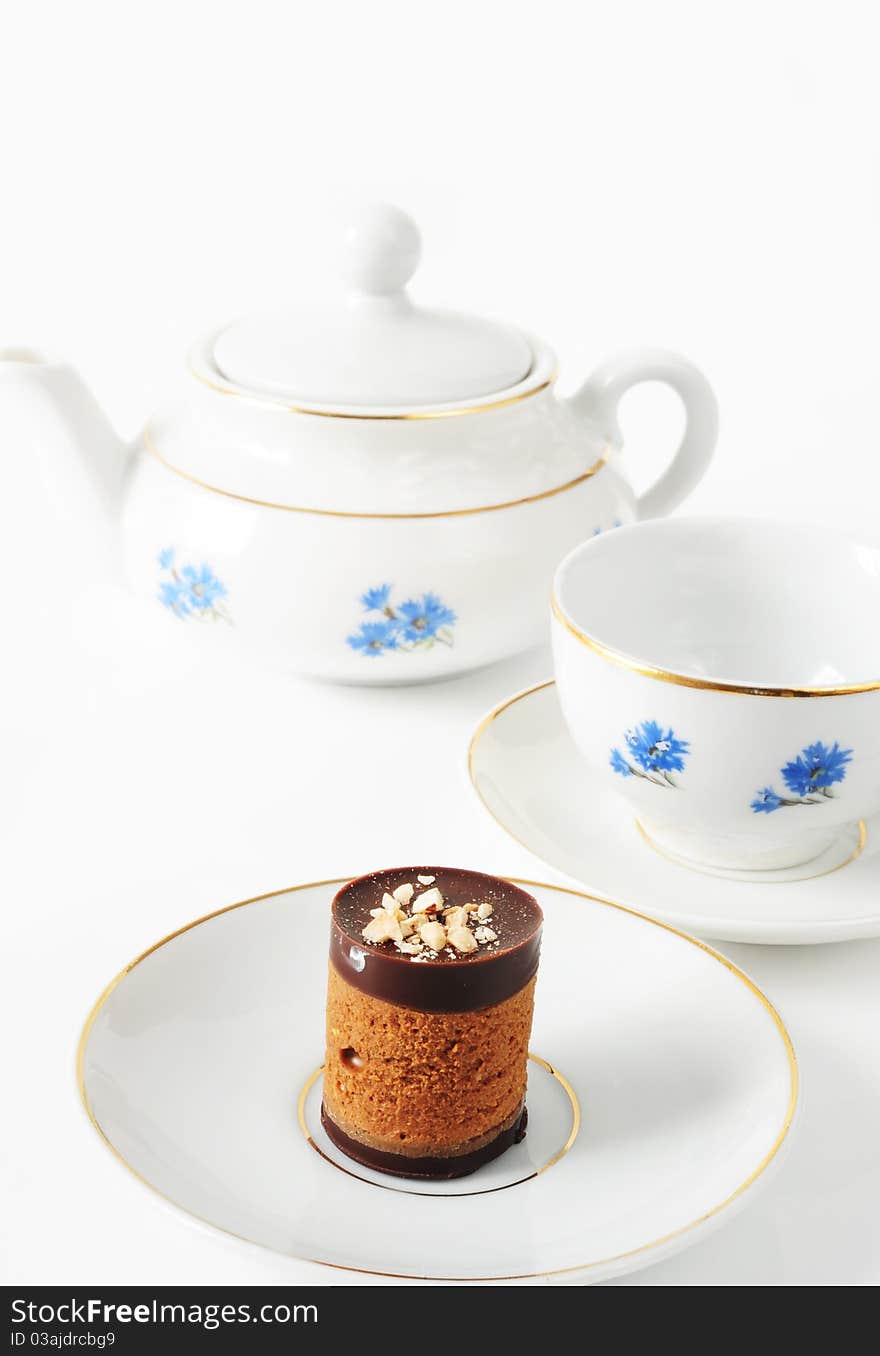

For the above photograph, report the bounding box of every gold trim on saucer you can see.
[297,1052,580,1198]
[550,593,880,697]
[635,816,868,883]
[144,426,610,518]
[190,360,556,419]
[466,682,557,867]
[468,678,556,773]
[77,874,798,1284]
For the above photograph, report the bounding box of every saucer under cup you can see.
[468,680,880,944]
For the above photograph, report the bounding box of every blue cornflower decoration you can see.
[178,564,227,613]
[397,593,457,644]
[349,584,456,657]
[782,741,853,798]
[346,620,399,656]
[751,740,853,813]
[624,720,690,774]
[158,578,190,616]
[361,584,392,612]
[157,550,230,623]
[610,748,632,777]
[610,719,691,787]
[751,787,783,815]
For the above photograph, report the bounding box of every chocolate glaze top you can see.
[330,867,543,1013]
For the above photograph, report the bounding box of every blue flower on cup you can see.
[157,548,230,623]
[751,787,784,815]
[751,741,853,813]
[610,719,691,788]
[347,585,456,657]
[610,748,632,777]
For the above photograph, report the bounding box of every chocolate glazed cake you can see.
[322,867,543,1179]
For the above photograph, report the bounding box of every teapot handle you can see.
[569,349,718,518]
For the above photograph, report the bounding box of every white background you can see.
[2,0,879,1286]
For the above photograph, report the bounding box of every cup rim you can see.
[552,516,880,698]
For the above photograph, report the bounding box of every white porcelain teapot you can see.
[1,204,718,683]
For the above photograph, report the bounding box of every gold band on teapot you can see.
[144,425,612,519]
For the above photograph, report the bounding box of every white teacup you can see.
[551,517,880,874]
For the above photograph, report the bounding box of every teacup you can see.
[551,517,880,874]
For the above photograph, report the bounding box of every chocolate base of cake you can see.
[320,1102,528,1180]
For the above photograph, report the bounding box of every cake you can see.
[322,866,543,1178]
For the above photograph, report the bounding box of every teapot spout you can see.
[0,350,129,531]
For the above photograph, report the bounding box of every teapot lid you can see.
[211,203,533,409]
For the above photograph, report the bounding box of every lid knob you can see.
[211,201,533,406]
[342,202,421,297]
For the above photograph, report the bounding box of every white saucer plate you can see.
[468,681,880,945]
[79,877,797,1284]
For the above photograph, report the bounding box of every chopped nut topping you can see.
[448,925,478,954]
[412,886,443,913]
[419,919,447,951]
[360,878,505,960]
[443,905,469,931]
[362,913,403,944]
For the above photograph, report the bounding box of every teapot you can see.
[1,204,718,683]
